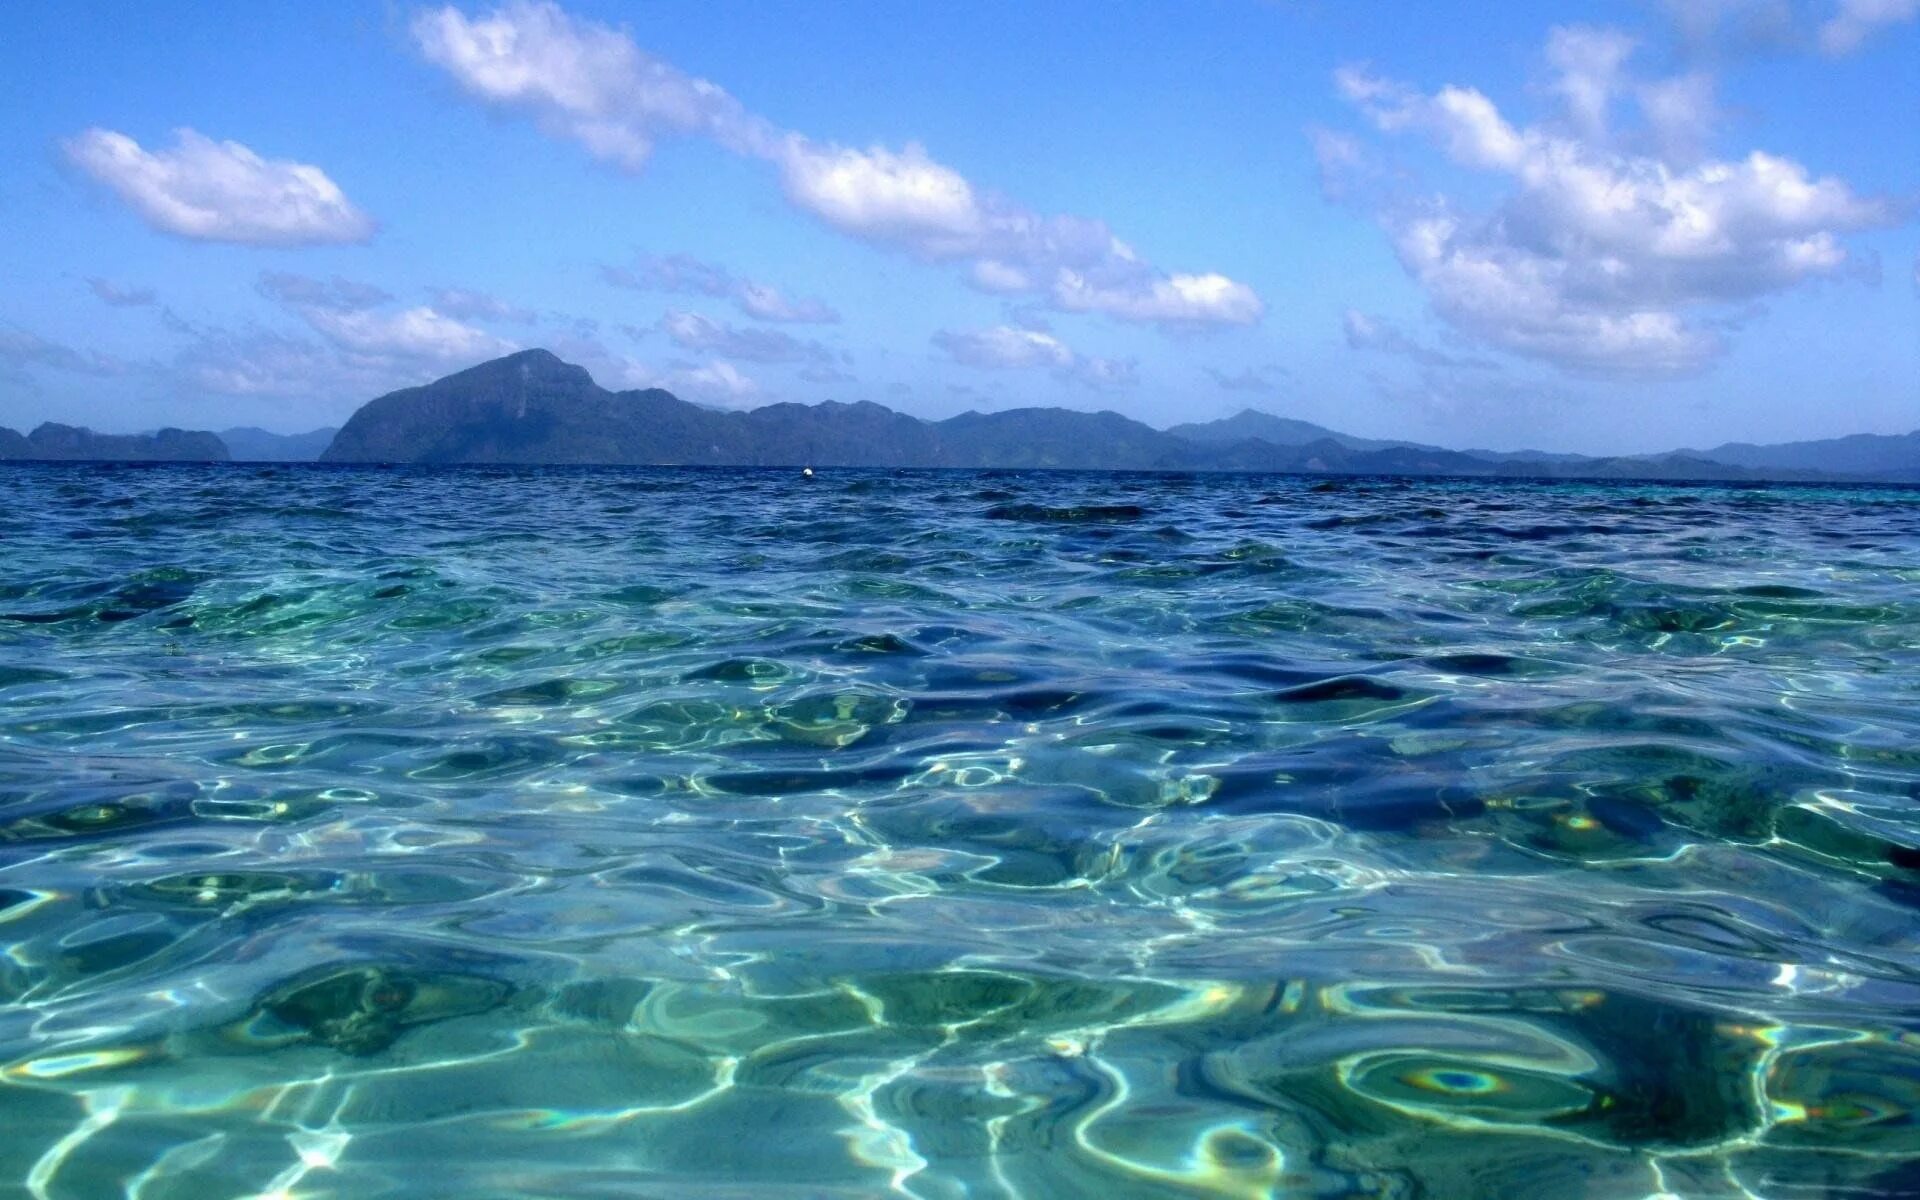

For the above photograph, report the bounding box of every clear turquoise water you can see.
[2,464,1918,1198]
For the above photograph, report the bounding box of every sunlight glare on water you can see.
[1,464,1918,1198]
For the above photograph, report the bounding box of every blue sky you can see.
[1,1,1914,453]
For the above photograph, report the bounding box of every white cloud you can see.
[63,128,374,245]
[1636,72,1720,165]
[969,260,1033,293]
[538,334,761,406]
[777,138,982,246]
[416,2,1259,327]
[256,271,515,366]
[657,310,831,363]
[671,360,758,405]
[605,253,839,323]
[1053,270,1265,326]
[1819,0,1920,52]
[734,282,837,324]
[1545,26,1637,142]
[300,306,515,363]
[1331,33,1899,375]
[931,324,1135,389]
[1072,356,1140,389]
[87,278,155,308]
[934,325,1075,370]
[411,1,769,169]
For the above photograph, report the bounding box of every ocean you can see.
[2,463,1917,1198]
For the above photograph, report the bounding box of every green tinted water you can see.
[1,465,1917,1197]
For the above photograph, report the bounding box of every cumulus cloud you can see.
[657,310,832,363]
[1330,33,1899,375]
[1343,310,1502,370]
[735,282,838,324]
[1820,0,1920,51]
[411,1,770,168]
[931,324,1136,389]
[1053,270,1264,326]
[299,306,515,363]
[669,359,758,405]
[87,278,155,308]
[604,252,840,323]
[1635,72,1721,165]
[1545,25,1637,142]
[256,270,515,366]
[932,325,1076,370]
[157,283,532,413]
[779,139,980,246]
[63,128,374,246]
[416,2,1259,327]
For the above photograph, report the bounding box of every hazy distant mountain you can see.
[1167,408,1411,452]
[0,423,229,462]
[940,408,1178,469]
[316,349,1918,482]
[1492,454,1824,482]
[220,426,338,461]
[1680,430,1920,476]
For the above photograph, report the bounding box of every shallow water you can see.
[2,463,1918,1198]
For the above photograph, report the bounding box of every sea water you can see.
[1,464,1917,1198]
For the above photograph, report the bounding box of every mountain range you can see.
[317,349,1916,481]
[4,348,1916,481]
[0,423,229,462]
[218,426,339,461]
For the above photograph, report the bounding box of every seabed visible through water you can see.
[1,463,1917,1198]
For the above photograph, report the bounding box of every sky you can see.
[1,1,1916,454]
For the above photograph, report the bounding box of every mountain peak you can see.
[451,347,592,387]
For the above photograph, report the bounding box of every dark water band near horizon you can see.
[1,463,1918,1198]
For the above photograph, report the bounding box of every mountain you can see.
[940,407,1179,469]
[1169,409,1597,465]
[219,426,338,461]
[0,423,229,462]
[317,349,1919,482]
[1167,408,1412,452]
[321,350,1175,468]
[1681,430,1920,476]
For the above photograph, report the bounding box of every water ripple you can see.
[1,464,1918,1197]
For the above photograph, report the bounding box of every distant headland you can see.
[5,348,1917,482]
